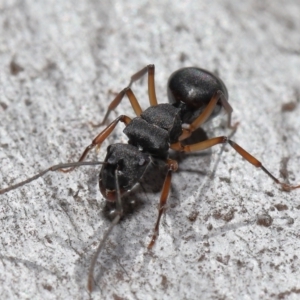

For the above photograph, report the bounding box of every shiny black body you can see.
[100,67,228,196]
[168,67,228,123]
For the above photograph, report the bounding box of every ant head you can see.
[99,143,150,202]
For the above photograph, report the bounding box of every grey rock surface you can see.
[0,1,300,299]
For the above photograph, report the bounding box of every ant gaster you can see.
[1,65,299,292]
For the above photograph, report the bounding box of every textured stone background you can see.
[0,1,300,299]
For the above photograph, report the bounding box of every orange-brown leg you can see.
[62,115,132,173]
[94,64,158,126]
[179,91,238,141]
[93,88,142,127]
[128,64,158,106]
[148,159,178,249]
[171,137,300,191]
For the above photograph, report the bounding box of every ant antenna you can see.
[88,167,123,292]
[0,161,105,194]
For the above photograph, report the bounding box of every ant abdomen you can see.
[167,67,228,123]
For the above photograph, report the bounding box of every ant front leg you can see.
[0,116,132,191]
[93,64,158,127]
[148,159,178,249]
[171,137,300,191]
[62,115,132,173]
[179,91,239,141]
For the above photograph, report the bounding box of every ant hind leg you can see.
[171,136,300,191]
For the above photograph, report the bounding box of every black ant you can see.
[1,65,299,292]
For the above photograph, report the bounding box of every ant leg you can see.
[148,159,178,249]
[1,116,132,191]
[92,88,142,127]
[171,137,300,191]
[128,64,158,107]
[179,91,238,141]
[93,65,157,126]
[62,115,132,173]
[146,64,158,107]
[219,93,238,130]
[0,161,104,195]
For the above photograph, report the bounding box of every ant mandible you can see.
[1,65,299,291]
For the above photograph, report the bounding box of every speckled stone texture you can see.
[0,1,300,299]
